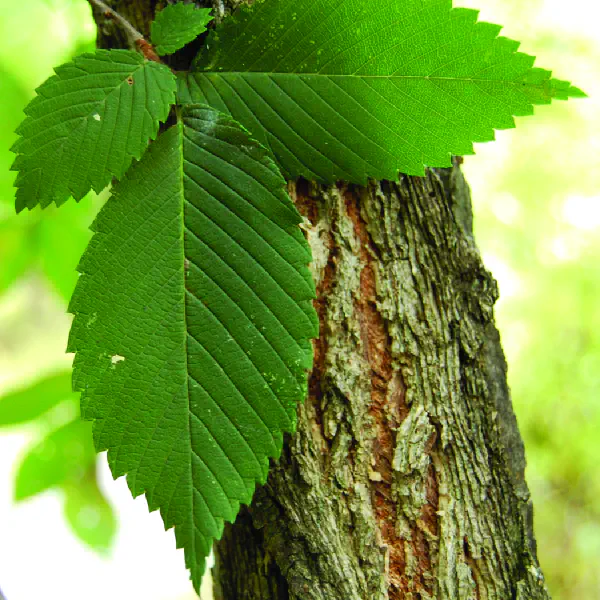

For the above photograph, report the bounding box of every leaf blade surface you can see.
[68,105,316,589]
[12,50,177,211]
[151,3,213,55]
[184,0,584,181]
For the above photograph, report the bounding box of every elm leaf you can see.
[11,50,176,212]
[152,3,213,55]
[182,0,585,182]
[67,105,316,590]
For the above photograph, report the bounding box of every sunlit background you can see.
[0,0,598,598]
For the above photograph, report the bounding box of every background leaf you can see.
[37,197,101,301]
[0,370,74,427]
[151,3,213,56]
[0,218,35,295]
[12,50,177,212]
[0,195,98,301]
[67,105,317,590]
[63,467,117,555]
[183,0,584,182]
[15,419,95,501]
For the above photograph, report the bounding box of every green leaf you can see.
[63,469,117,555]
[182,0,585,182]
[15,419,96,501]
[11,50,177,212]
[67,105,317,589]
[151,3,213,56]
[0,370,75,427]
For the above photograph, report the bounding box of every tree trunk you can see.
[95,2,550,599]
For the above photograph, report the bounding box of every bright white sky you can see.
[0,1,597,599]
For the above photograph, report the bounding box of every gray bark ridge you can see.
[92,2,549,599]
[214,165,549,600]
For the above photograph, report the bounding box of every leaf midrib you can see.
[175,115,199,575]
[199,71,548,87]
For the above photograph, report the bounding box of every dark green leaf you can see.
[67,105,316,590]
[151,3,213,55]
[182,0,585,182]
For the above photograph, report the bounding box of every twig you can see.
[87,0,143,42]
[87,0,162,62]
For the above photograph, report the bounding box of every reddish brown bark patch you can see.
[292,181,336,438]
[344,185,437,598]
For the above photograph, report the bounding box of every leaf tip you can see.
[567,84,588,99]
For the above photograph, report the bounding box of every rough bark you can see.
[94,2,549,599]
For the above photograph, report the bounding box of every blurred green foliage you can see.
[0,0,115,555]
[0,370,74,425]
[63,466,117,555]
[15,418,95,500]
[0,0,597,597]
[458,1,600,596]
